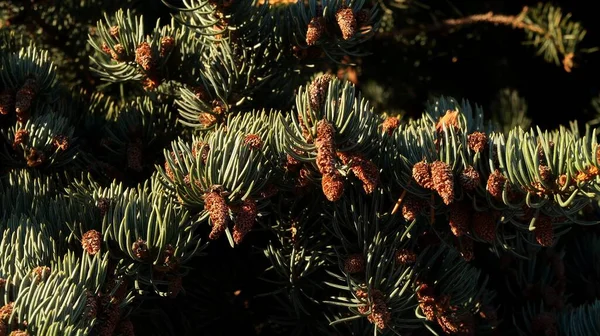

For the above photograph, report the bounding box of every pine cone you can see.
[109,25,119,38]
[467,131,487,153]
[401,197,425,222]
[435,110,460,133]
[367,290,391,330]
[322,172,344,202]
[132,238,149,259]
[382,116,399,135]
[413,160,433,189]
[315,119,337,175]
[309,75,333,110]
[192,141,210,163]
[335,8,356,40]
[205,190,230,240]
[395,249,417,265]
[160,36,175,57]
[82,230,102,255]
[15,78,38,122]
[0,90,13,115]
[431,160,454,205]
[97,198,110,216]
[306,17,325,46]
[26,148,46,167]
[12,129,29,150]
[0,302,14,321]
[538,164,553,183]
[31,266,51,282]
[232,198,258,244]
[459,166,480,191]
[448,202,471,237]
[110,44,125,61]
[472,211,496,242]
[243,134,263,150]
[337,152,379,194]
[135,41,155,71]
[52,135,69,151]
[344,253,365,274]
[487,169,506,200]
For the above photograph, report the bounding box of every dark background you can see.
[358,0,600,130]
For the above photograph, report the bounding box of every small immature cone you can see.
[416,284,437,321]
[243,134,263,150]
[306,17,325,46]
[0,302,14,322]
[472,211,496,242]
[395,249,417,265]
[97,198,110,216]
[322,172,344,202]
[437,310,475,336]
[538,164,553,184]
[296,166,312,189]
[448,202,470,237]
[160,36,175,57]
[382,116,399,135]
[109,25,119,38]
[335,8,357,40]
[85,291,99,319]
[110,44,125,62]
[412,160,433,189]
[0,90,13,115]
[205,191,229,240]
[192,141,210,163]
[467,131,487,153]
[31,266,51,282]
[431,160,454,205]
[337,152,379,194]
[232,198,258,244]
[435,110,460,133]
[309,74,333,111]
[315,119,345,200]
[367,290,391,330]
[534,215,554,247]
[315,121,336,168]
[142,75,160,91]
[298,114,314,143]
[8,330,29,336]
[135,41,155,71]
[459,166,480,191]
[52,135,69,151]
[402,197,425,222]
[344,253,365,274]
[12,129,29,149]
[26,148,45,167]
[132,238,149,259]
[15,78,38,122]
[82,230,102,255]
[487,169,506,200]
